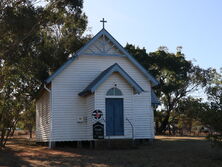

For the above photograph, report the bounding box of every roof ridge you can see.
[45,28,159,87]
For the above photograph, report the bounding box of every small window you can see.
[106,87,123,96]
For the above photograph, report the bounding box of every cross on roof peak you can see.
[100,18,107,29]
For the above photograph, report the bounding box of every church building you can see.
[36,20,160,147]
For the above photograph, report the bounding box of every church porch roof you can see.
[79,63,144,96]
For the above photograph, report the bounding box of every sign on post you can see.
[93,122,104,139]
[92,110,103,120]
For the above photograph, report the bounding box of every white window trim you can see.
[106,87,123,96]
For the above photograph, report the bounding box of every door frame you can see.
[105,97,124,137]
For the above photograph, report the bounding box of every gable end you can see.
[45,28,159,86]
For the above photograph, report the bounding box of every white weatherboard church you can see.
[36,20,160,147]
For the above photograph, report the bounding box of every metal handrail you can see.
[126,117,135,141]
[100,117,111,140]
[100,117,135,141]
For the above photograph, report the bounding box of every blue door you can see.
[106,98,124,136]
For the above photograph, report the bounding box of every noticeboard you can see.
[93,122,104,139]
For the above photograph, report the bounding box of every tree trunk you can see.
[0,129,6,148]
[3,128,12,147]
[158,112,170,134]
[172,124,176,135]
[10,126,16,136]
[155,120,159,134]
[29,126,33,139]
[168,125,172,135]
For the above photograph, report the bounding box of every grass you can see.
[0,136,222,167]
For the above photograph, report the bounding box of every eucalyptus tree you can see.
[125,44,209,134]
[200,70,222,144]
[0,0,89,147]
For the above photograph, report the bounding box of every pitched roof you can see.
[45,28,159,86]
[151,90,160,106]
[79,63,144,96]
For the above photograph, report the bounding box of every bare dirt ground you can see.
[0,135,222,167]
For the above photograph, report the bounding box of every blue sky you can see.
[84,0,222,70]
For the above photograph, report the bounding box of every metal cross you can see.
[100,18,107,29]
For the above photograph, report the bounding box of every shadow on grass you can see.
[0,147,32,167]
[1,137,222,167]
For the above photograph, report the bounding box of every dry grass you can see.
[0,135,222,167]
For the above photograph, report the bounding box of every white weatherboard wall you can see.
[86,94,95,140]
[50,54,153,141]
[36,91,51,142]
[133,93,154,139]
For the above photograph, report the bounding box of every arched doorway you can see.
[105,87,124,136]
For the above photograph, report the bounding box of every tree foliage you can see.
[18,101,36,138]
[125,44,211,134]
[0,0,89,148]
[200,72,222,145]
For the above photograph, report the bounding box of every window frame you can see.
[106,87,123,96]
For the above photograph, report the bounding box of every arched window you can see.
[106,87,123,96]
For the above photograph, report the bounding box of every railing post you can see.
[126,117,135,144]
